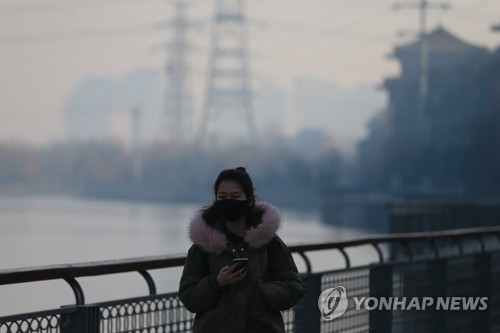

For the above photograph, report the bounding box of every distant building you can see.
[64,77,119,142]
[336,26,499,232]
[291,128,331,161]
[64,70,160,146]
[384,26,488,140]
[358,26,498,193]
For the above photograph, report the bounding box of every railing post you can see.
[430,258,447,332]
[60,305,100,333]
[369,264,392,333]
[475,252,491,333]
[294,273,321,333]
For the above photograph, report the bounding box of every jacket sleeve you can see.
[260,236,306,311]
[178,245,224,313]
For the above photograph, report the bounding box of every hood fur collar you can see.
[189,202,281,254]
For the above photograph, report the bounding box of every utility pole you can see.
[197,0,257,146]
[287,78,301,138]
[394,0,449,132]
[131,106,143,182]
[162,0,196,145]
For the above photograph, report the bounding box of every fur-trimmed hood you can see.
[189,202,281,254]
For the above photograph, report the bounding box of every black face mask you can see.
[214,199,249,222]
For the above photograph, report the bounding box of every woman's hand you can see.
[216,263,247,287]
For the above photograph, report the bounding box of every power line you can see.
[0,0,162,13]
[453,0,496,20]
[0,24,161,45]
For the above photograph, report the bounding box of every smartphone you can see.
[232,258,248,271]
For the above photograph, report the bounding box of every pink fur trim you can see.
[245,202,281,248]
[188,202,281,253]
[189,212,226,254]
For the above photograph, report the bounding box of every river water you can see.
[0,195,374,317]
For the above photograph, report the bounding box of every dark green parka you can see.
[178,202,305,333]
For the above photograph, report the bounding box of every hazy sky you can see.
[0,0,498,145]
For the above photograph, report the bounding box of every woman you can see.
[178,167,305,333]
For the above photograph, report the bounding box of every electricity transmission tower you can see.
[197,0,257,145]
[163,0,196,145]
[394,0,449,130]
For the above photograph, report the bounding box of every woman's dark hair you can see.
[213,167,255,200]
[202,167,263,227]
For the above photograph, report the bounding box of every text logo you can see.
[318,286,348,321]
[353,296,488,311]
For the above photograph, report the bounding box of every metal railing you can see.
[390,200,500,234]
[1,226,500,333]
